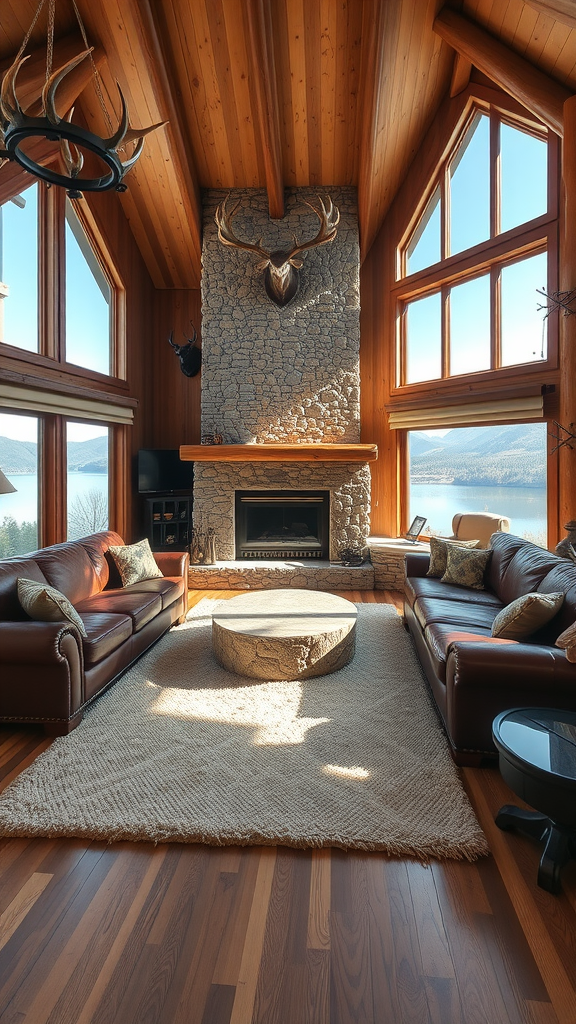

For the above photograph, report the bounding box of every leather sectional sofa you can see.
[0,531,189,735]
[404,531,576,766]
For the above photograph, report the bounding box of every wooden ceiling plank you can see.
[319,0,337,186]
[286,0,310,185]
[223,2,262,189]
[341,0,363,186]
[76,0,203,288]
[190,0,236,187]
[157,1,213,187]
[512,4,542,54]
[433,6,572,136]
[245,0,285,215]
[528,12,560,65]
[304,0,323,187]
[523,1,576,30]
[204,0,251,188]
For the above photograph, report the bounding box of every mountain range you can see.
[410,423,547,487]
[0,434,108,474]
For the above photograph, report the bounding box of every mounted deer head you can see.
[168,323,201,377]
[214,195,340,307]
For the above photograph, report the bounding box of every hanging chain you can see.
[71,0,114,134]
[15,0,48,62]
[46,0,56,82]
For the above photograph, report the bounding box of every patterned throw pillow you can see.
[441,545,492,590]
[17,577,87,637]
[556,620,576,662]
[491,591,564,640]
[426,536,481,579]
[108,538,163,587]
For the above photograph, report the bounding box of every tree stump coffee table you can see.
[493,707,576,894]
[212,589,357,681]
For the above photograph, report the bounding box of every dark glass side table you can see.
[492,708,576,894]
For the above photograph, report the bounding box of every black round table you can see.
[492,708,576,894]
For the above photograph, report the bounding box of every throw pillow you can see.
[491,591,564,640]
[441,545,492,590]
[556,620,576,663]
[108,538,163,587]
[426,536,480,579]
[17,578,87,637]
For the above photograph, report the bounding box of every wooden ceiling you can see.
[1,0,576,289]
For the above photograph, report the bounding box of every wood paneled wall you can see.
[151,289,202,450]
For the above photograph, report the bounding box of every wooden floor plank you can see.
[0,872,53,954]
[307,848,331,951]
[230,847,277,1024]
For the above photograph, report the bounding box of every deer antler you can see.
[214,196,271,262]
[286,196,340,265]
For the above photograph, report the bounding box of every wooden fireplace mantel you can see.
[179,443,378,463]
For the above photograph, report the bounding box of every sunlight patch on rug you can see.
[0,600,488,860]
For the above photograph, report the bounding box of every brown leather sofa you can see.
[0,531,189,735]
[403,531,576,766]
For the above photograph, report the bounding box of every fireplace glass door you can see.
[235,490,329,559]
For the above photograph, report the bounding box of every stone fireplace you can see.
[192,186,371,564]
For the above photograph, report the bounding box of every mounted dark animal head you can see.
[168,324,201,377]
[214,195,340,307]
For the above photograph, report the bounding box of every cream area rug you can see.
[0,600,488,860]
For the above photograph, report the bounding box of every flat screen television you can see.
[137,449,194,494]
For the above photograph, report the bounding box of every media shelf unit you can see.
[144,495,192,552]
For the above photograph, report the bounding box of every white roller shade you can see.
[0,383,134,425]
[387,394,543,430]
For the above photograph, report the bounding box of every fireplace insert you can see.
[235,490,329,559]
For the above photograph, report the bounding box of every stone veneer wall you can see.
[195,186,370,560]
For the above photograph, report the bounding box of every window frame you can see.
[393,98,559,396]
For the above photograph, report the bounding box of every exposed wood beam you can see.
[77,0,202,289]
[523,0,576,30]
[450,53,472,98]
[0,31,105,115]
[433,6,572,137]
[245,0,284,219]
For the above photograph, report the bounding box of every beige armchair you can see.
[446,511,511,549]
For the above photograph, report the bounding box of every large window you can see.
[408,423,547,546]
[65,199,112,375]
[66,421,109,540]
[397,105,552,387]
[0,185,38,352]
[0,411,39,556]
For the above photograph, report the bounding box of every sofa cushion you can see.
[0,558,49,620]
[485,532,529,594]
[79,531,125,591]
[108,539,163,587]
[76,590,162,632]
[491,591,565,640]
[495,541,562,607]
[424,623,505,681]
[17,578,87,637]
[81,612,133,666]
[405,574,503,611]
[426,537,480,578]
[124,576,185,610]
[414,597,499,631]
[33,540,101,604]
[441,546,492,590]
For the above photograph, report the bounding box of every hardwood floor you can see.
[0,589,575,1024]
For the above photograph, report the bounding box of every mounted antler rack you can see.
[536,288,576,319]
[548,420,576,453]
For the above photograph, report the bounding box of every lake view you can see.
[410,482,547,544]
[1,473,108,524]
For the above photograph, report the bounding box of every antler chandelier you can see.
[0,0,166,198]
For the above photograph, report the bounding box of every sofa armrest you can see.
[154,550,190,579]
[445,640,576,753]
[405,551,430,577]
[0,621,84,724]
